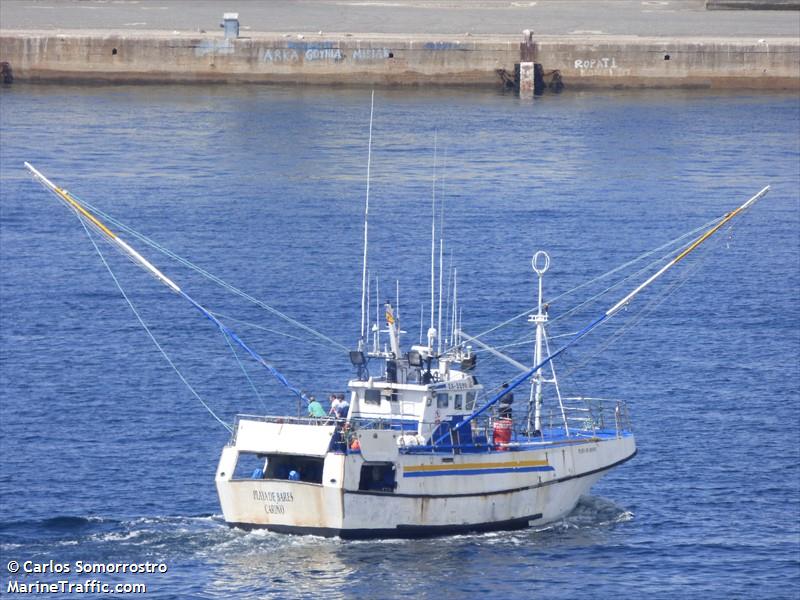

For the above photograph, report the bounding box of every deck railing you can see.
[230,397,632,453]
[558,397,633,436]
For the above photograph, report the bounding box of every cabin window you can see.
[436,392,449,408]
[358,462,396,492]
[454,393,463,410]
[233,452,268,480]
[390,391,399,402]
[257,454,324,484]
[466,391,477,410]
[364,389,381,405]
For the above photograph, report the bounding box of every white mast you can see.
[366,271,372,351]
[419,303,424,345]
[375,276,380,353]
[451,268,458,348]
[529,251,550,434]
[428,131,438,351]
[437,150,446,355]
[359,90,375,350]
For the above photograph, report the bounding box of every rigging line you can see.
[74,209,233,433]
[461,220,731,357]
[221,329,268,414]
[71,194,349,353]
[434,185,769,446]
[180,291,309,405]
[471,328,581,355]
[562,226,726,380]
[466,214,726,343]
[549,215,723,307]
[565,264,697,380]
[27,164,311,407]
[558,227,726,394]
[208,310,337,351]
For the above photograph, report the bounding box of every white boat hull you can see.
[216,430,635,538]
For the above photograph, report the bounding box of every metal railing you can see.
[230,398,632,453]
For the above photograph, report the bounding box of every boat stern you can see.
[215,416,346,533]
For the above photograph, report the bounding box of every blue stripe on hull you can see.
[403,465,555,478]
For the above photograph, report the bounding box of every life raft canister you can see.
[493,418,513,450]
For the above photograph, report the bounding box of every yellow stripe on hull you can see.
[404,459,550,473]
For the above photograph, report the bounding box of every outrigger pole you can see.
[24,162,309,404]
[435,185,771,446]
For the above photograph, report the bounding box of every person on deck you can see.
[307,396,325,418]
[335,393,350,419]
[328,394,341,417]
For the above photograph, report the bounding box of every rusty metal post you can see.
[519,29,535,97]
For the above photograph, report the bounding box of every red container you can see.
[493,418,513,450]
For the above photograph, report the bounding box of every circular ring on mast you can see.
[531,250,550,275]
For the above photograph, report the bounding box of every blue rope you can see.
[222,329,268,414]
[74,212,233,433]
[180,292,309,405]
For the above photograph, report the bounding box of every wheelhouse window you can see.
[364,389,381,405]
[436,392,449,408]
[454,393,463,410]
[466,391,477,410]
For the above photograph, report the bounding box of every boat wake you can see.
[0,497,633,597]
[0,495,632,556]
[543,495,635,531]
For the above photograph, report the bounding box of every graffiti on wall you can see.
[574,57,618,70]
[261,42,392,63]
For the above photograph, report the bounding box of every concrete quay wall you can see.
[1,30,797,89]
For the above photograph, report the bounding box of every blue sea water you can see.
[0,84,798,599]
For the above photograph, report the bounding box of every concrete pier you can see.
[1,30,797,90]
[0,0,797,89]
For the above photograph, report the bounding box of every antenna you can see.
[375,275,380,352]
[429,131,437,348]
[436,149,446,355]
[366,270,371,351]
[359,90,375,349]
[444,263,453,347]
[419,303,424,345]
[453,270,459,347]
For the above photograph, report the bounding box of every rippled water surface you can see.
[1,84,798,599]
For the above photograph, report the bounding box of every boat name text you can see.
[253,490,294,503]
[254,490,294,515]
[437,377,474,391]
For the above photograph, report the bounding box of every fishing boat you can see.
[24,156,769,539]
